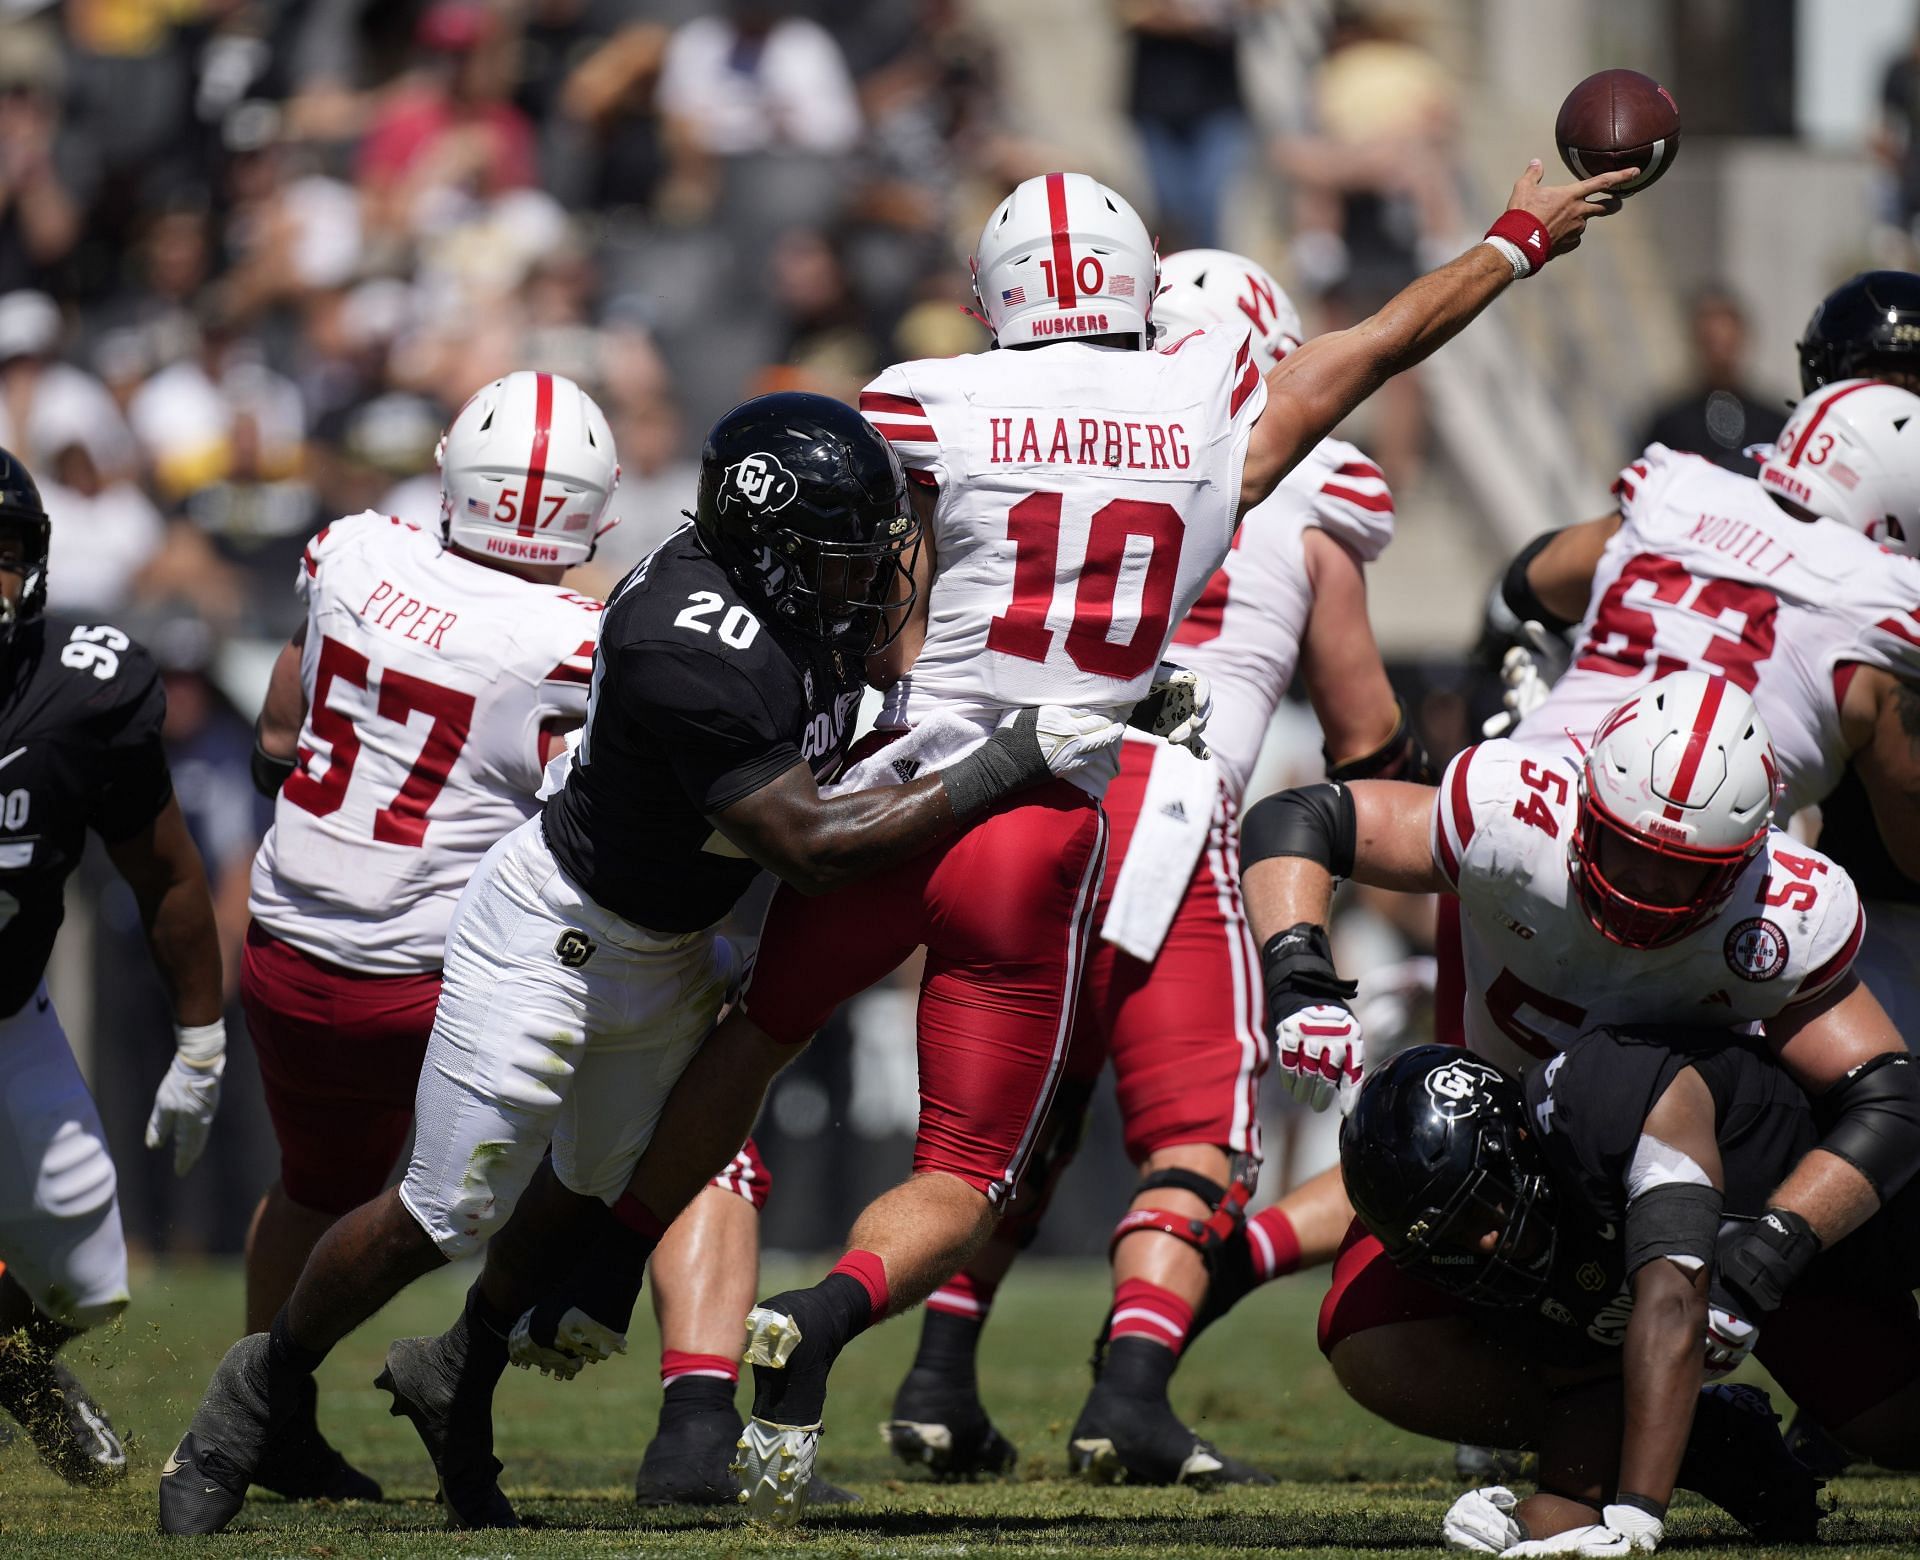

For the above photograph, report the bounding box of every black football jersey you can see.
[0,615,172,1018]
[541,529,862,933]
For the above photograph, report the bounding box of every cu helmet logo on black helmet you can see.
[1424,1058,1503,1120]
[721,453,800,514]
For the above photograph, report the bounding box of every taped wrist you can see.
[173,1019,227,1068]
[1260,922,1358,1008]
[1716,1208,1820,1317]
[942,709,1045,822]
[1813,1052,1920,1201]
[1324,700,1436,785]
[1624,1181,1722,1277]
[1240,783,1357,878]
[251,737,297,797]
[1500,531,1580,636]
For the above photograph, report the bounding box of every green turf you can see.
[3,1259,1914,1556]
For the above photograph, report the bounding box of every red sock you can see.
[1245,1206,1303,1281]
[925,1270,997,1322]
[1109,1278,1195,1356]
[660,1348,737,1385]
[830,1249,890,1320]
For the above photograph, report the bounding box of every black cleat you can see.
[1067,1380,1271,1488]
[883,1368,1018,1480]
[1784,1410,1857,1481]
[376,1336,517,1529]
[252,1373,381,1503]
[0,1353,126,1487]
[635,1402,747,1506]
[158,1334,280,1535]
[1680,1384,1826,1543]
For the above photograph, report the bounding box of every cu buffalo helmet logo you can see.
[554,928,597,968]
[1424,1057,1504,1121]
[720,452,800,515]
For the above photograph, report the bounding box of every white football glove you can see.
[1007,704,1127,778]
[1501,1506,1661,1557]
[145,1021,225,1176]
[1444,1485,1523,1553]
[507,1303,628,1381]
[1272,1001,1364,1115]
[1481,623,1555,738]
[1704,1303,1759,1378]
[1131,661,1212,758]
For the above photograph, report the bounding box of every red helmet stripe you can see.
[1045,173,1077,310]
[518,371,554,538]
[1660,672,1725,819]
[1785,379,1874,466]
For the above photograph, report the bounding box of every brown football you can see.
[1555,68,1681,194]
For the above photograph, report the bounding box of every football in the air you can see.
[1555,68,1681,194]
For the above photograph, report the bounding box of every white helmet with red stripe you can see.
[1757,377,1920,556]
[1570,670,1778,949]
[437,371,619,569]
[972,172,1155,349]
[1154,248,1303,370]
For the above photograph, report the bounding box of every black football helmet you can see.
[693,392,920,654]
[0,447,49,651]
[1797,271,1920,394]
[1339,1045,1558,1308]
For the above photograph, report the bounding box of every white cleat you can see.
[506,1306,626,1381]
[731,1416,819,1525]
[741,1304,806,1369]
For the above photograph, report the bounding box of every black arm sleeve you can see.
[1499,530,1581,636]
[1240,783,1357,878]
[1625,1182,1724,1277]
[1813,1052,1920,1202]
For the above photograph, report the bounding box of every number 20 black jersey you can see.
[541,528,862,933]
[0,615,172,1018]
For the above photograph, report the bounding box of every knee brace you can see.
[1107,1157,1256,1267]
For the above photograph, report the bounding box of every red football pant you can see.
[742,780,1107,1206]
[1075,743,1267,1165]
[242,923,440,1216]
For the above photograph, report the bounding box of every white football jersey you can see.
[1170,436,1393,800]
[250,512,603,973]
[1513,443,1920,815]
[861,326,1267,795]
[1431,739,1864,1076]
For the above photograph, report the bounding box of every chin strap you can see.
[1107,1161,1255,1264]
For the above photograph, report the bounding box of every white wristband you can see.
[174,1019,227,1068]
[1481,236,1530,280]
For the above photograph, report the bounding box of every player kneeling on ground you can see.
[159,393,1129,1536]
[1341,1038,1920,1555]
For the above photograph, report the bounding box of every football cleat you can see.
[883,1369,1018,1480]
[157,1334,278,1535]
[507,1302,626,1382]
[0,1355,126,1487]
[741,1303,806,1370]
[375,1336,518,1529]
[1678,1383,1826,1543]
[1067,1381,1271,1488]
[251,1374,381,1503]
[1783,1410,1856,1481]
[731,1416,820,1525]
[635,1400,745,1507]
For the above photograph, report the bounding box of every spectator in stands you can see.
[0,24,89,296]
[1878,25,1920,253]
[1637,287,1787,475]
[1121,0,1249,250]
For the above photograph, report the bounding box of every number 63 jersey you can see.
[861,327,1266,792]
[249,512,604,973]
[0,615,172,1018]
[1431,739,1865,1077]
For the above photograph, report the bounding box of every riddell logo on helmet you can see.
[1030,313,1112,337]
[483,536,562,563]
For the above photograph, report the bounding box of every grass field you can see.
[5,1258,1919,1558]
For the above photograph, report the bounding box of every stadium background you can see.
[18,0,1916,1263]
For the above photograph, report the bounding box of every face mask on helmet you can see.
[1393,1156,1559,1308]
[757,508,924,654]
[1570,775,1761,948]
[0,508,49,648]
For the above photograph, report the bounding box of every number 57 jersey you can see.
[250,512,603,973]
[1431,739,1864,1077]
[861,327,1266,791]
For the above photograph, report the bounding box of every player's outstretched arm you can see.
[1503,514,1620,633]
[709,705,1123,895]
[250,623,306,795]
[1297,531,1419,776]
[1238,162,1638,512]
[107,797,227,1174]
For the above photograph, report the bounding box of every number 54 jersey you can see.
[249,512,603,973]
[861,327,1266,792]
[1431,739,1864,1077]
